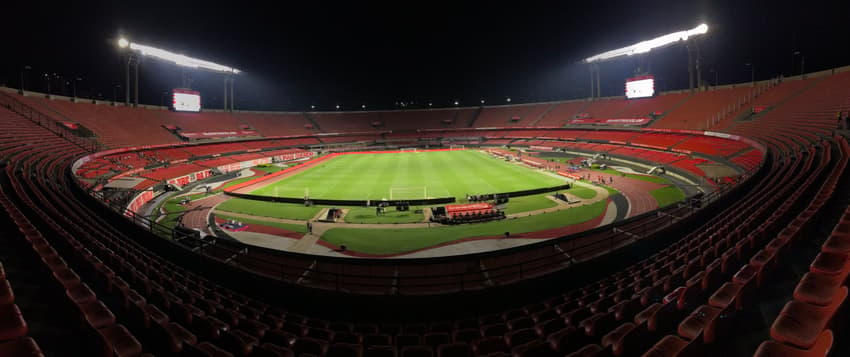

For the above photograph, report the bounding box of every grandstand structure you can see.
[0,63,849,357]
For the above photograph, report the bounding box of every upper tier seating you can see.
[13,93,179,148]
[714,79,813,131]
[473,104,551,127]
[536,101,587,127]
[582,98,631,119]
[652,87,754,129]
[617,92,691,118]
[161,111,247,133]
[235,112,316,136]
[731,71,850,145]
[381,109,473,131]
[310,112,381,133]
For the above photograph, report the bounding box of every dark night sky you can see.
[2,0,849,111]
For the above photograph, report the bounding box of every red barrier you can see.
[181,130,260,139]
[445,202,493,214]
[557,171,583,180]
[569,118,651,125]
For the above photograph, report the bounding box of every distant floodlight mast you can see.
[583,23,709,99]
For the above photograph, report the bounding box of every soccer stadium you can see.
[0,1,849,356]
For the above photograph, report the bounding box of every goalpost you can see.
[389,186,427,200]
[450,144,465,150]
[400,147,418,153]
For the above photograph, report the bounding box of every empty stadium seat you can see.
[770,287,848,349]
[753,330,833,357]
[0,304,27,341]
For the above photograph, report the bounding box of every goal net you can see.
[389,186,427,200]
[450,144,465,150]
[400,147,418,153]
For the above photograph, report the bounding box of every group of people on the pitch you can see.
[467,194,492,202]
[581,173,614,184]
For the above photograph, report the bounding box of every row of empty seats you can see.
[755,138,850,356]
[0,252,43,356]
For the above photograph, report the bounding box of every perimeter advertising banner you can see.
[568,118,651,125]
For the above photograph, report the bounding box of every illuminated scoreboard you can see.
[172,88,202,112]
[625,75,655,99]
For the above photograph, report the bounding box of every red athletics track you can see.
[569,169,666,218]
[179,194,231,234]
[179,168,267,234]
[213,216,304,239]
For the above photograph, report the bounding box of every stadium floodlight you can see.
[585,23,708,63]
[117,38,240,74]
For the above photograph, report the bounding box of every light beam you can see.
[117,39,240,74]
[585,23,708,63]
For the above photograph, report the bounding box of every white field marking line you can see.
[479,150,562,187]
[276,156,360,198]
[460,152,500,193]
[419,152,451,198]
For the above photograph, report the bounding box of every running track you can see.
[181,194,231,234]
[573,169,665,218]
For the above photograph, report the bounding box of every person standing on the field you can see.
[307,221,313,234]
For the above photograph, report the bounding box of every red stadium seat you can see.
[96,324,143,357]
[0,304,27,341]
[0,280,14,306]
[770,287,847,349]
[753,330,833,357]
[0,336,44,357]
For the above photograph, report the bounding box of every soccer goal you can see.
[389,186,427,200]
[400,147,418,153]
[450,144,465,150]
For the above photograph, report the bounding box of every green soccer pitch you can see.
[249,150,567,200]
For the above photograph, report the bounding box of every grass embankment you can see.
[321,201,607,255]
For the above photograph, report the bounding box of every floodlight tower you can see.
[116,37,241,110]
[686,39,702,91]
[223,76,235,112]
[584,23,709,95]
[589,63,601,100]
[117,38,138,107]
